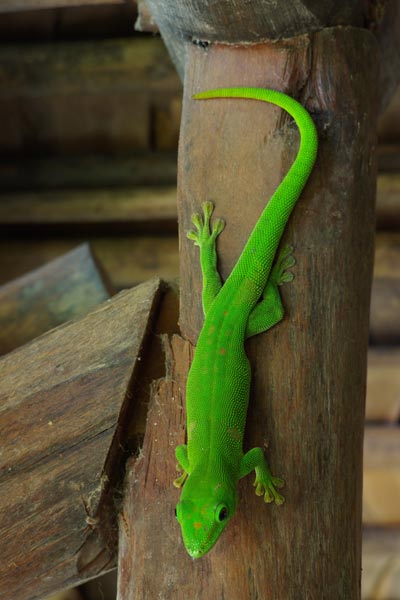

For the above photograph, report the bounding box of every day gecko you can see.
[174,87,318,558]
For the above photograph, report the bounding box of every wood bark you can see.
[0,278,165,600]
[0,244,112,356]
[119,30,378,599]
[145,0,364,79]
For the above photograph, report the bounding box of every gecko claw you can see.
[253,475,285,505]
[173,470,188,488]
[271,244,296,287]
[187,201,224,248]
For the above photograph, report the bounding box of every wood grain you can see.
[120,30,378,599]
[0,278,164,600]
[0,244,113,356]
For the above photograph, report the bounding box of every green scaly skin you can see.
[174,87,318,558]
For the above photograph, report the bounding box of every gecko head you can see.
[175,472,238,558]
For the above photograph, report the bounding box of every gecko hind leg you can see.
[187,201,225,316]
[173,444,190,488]
[245,245,295,339]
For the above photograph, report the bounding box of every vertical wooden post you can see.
[119,29,378,600]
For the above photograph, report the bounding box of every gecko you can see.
[174,87,318,558]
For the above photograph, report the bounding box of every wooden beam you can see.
[0,244,112,356]
[362,527,400,599]
[376,172,400,229]
[0,278,164,600]
[0,153,177,191]
[0,237,179,289]
[145,0,363,46]
[363,427,400,526]
[120,30,378,598]
[0,37,178,97]
[0,0,128,13]
[0,187,177,233]
[366,348,400,422]
[371,233,400,343]
[0,37,181,154]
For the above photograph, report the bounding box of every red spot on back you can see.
[219,348,227,355]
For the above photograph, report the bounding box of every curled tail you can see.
[193,87,318,291]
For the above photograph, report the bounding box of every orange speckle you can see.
[219,348,227,355]
[223,310,228,316]
[208,325,216,335]
[194,522,203,530]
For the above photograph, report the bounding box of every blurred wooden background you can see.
[0,2,398,599]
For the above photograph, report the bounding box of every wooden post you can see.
[119,28,378,600]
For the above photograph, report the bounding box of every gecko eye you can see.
[215,504,228,523]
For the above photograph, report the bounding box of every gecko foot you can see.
[254,473,285,505]
[173,469,188,488]
[270,244,296,287]
[187,201,225,248]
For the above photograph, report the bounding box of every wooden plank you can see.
[0,187,177,233]
[0,278,164,600]
[0,37,181,154]
[379,85,400,143]
[378,144,400,172]
[0,0,128,14]
[0,92,150,154]
[366,348,400,423]
[0,37,178,98]
[0,244,112,356]
[363,427,400,526]
[371,232,400,344]
[0,4,140,43]
[376,173,400,229]
[0,236,179,289]
[0,153,177,191]
[362,528,400,600]
[121,31,378,599]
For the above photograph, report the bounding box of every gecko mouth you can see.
[187,521,224,559]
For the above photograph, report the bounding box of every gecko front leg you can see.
[239,447,285,505]
[187,201,225,316]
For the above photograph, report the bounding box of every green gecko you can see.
[174,87,318,558]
